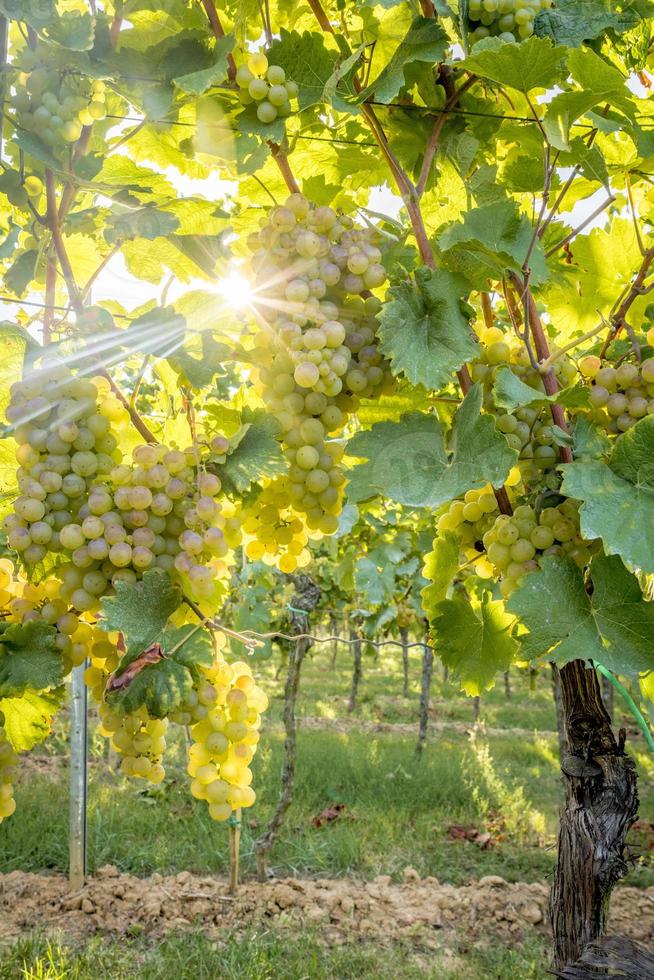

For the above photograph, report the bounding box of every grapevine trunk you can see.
[549,660,639,969]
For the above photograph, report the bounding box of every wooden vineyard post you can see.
[399,626,410,698]
[228,808,242,894]
[416,641,434,757]
[69,664,88,891]
[347,628,362,713]
[254,575,321,881]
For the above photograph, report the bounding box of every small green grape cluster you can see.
[235,52,298,124]
[10,44,106,153]
[483,500,591,597]
[468,0,553,46]
[98,701,167,784]
[579,356,654,434]
[187,657,268,822]
[437,484,501,570]
[241,479,312,573]
[496,406,559,486]
[0,728,18,823]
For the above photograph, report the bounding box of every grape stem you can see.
[544,193,615,259]
[200,0,237,81]
[183,595,265,649]
[599,243,654,358]
[509,272,573,465]
[539,322,607,372]
[416,76,477,198]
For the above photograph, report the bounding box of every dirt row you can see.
[1,868,652,949]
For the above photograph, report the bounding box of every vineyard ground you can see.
[1,648,653,978]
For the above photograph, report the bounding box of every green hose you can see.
[594,662,654,753]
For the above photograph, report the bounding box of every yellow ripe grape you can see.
[205,778,230,803]
[475,557,495,579]
[505,466,522,487]
[190,778,207,800]
[195,763,218,785]
[247,51,269,76]
[579,355,602,379]
[245,539,266,561]
[219,759,243,783]
[209,802,232,822]
[278,553,297,573]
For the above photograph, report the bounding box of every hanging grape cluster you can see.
[241,478,311,572]
[4,364,242,609]
[186,656,268,821]
[236,52,298,124]
[246,195,391,550]
[10,44,107,153]
[469,324,576,489]
[580,356,654,434]
[98,702,168,784]
[467,0,554,46]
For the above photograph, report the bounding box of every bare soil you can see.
[0,869,652,950]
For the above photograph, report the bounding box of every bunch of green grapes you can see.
[580,356,654,435]
[0,562,102,675]
[4,365,126,570]
[470,325,576,393]
[467,0,553,46]
[187,657,268,822]
[0,728,18,824]
[496,406,559,486]
[235,51,298,124]
[10,44,107,153]
[436,484,503,578]
[241,479,311,573]
[483,500,592,596]
[98,701,167,784]
[247,195,390,537]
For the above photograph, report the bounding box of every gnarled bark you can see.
[399,626,410,698]
[550,660,639,970]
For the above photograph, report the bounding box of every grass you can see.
[1,642,651,978]
[0,930,550,980]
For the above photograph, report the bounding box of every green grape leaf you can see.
[438,201,548,288]
[4,250,38,296]
[266,29,343,111]
[100,571,182,652]
[0,688,64,752]
[572,417,611,459]
[0,622,62,698]
[173,35,234,94]
[14,131,63,172]
[0,0,56,29]
[44,9,95,50]
[159,625,214,669]
[431,592,517,696]
[361,17,449,104]
[377,267,478,389]
[123,306,186,358]
[104,207,180,244]
[421,531,460,621]
[109,658,194,719]
[535,0,648,47]
[493,366,590,412]
[463,36,566,92]
[216,409,286,495]
[561,416,654,574]
[507,555,654,674]
[566,48,635,118]
[346,386,517,507]
[168,333,232,388]
[354,554,396,608]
